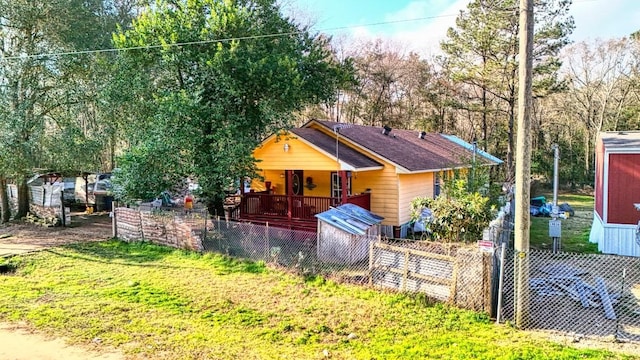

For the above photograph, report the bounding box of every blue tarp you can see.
[315,203,384,235]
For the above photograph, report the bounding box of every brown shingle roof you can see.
[310,120,499,172]
[291,128,383,170]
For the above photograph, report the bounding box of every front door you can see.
[285,170,304,196]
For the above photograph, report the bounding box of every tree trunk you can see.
[206,196,225,220]
[0,176,10,223]
[585,130,591,180]
[482,88,488,151]
[508,101,515,177]
[16,178,29,219]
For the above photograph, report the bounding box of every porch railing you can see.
[345,193,371,209]
[239,192,371,222]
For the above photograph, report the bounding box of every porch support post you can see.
[286,170,293,221]
[340,170,348,205]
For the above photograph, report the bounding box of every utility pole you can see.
[514,0,534,329]
[551,144,562,253]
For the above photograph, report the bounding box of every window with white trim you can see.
[331,172,352,198]
[434,173,441,198]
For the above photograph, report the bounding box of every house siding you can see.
[353,166,399,226]
[307,123,400,225]
[253,136,340,171]
[398,173,435,225]
[607,153,640,225]
[597,219,640,257]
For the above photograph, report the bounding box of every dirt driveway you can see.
[0,212,127,360]
[0,211,113,257]
[0,323,124,360]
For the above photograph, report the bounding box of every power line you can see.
[1,14,458,61]
[0,0,601,61]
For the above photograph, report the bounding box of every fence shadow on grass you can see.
[61,240,172,263]
[49,240,267,276]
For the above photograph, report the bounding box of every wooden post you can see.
[265,222,270,261]
[483,252,492,313]
[368,240,375,286]
[339,171,348,205]
[138,207,145,240]
[59,189,66,227]
[514,0,534,329]
[450,256,459,306]
[203,209,207,243]
[402,248,409,292]
[112,201,118,238]
[217,216,222,250]
[286,170,293,222]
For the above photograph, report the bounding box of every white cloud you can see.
[339,0,640,59]
[384,0,468,58]
[336,0,467,58]
[570,0,640,41]
[393,0,469,57]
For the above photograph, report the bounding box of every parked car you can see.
[91,179,112,195]
[87,173,113,211]
[63,179,76,202]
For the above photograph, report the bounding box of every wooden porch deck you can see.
[230,193,371,231]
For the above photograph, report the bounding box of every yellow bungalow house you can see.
[235,119,502,236]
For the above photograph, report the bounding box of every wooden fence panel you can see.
[369,241,491,312]
[370,242,456,302]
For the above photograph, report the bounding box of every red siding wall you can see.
[595,140,604,219]
[607,153,640,225]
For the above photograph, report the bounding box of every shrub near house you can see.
[411,179,495,242]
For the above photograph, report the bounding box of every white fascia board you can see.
[605,147,640,153]
[395,165,470,175]
[351,165,384,172]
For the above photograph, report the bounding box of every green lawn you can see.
[529,193,599,253]
[0,240,630,359]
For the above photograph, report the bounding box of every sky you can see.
[287,0,640,57]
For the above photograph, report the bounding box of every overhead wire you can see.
[0,13,470,60]
[0,0,602,61]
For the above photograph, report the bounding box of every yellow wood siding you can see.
[251,125,460,227]
[252,170,333,196]
[253,136,340,171]
[353,162,399,226]
[302,170,331,197]
[398,173,435,224]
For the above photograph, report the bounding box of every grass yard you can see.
[529,192,599,253]
[0,240,631,359]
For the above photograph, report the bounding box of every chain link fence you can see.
[203,217,492,312]
[115,204,640,344]
[203,217,381,283]
[499,249,640,342]
[488,195,640,343]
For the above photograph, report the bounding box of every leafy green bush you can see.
[411,179,496,243]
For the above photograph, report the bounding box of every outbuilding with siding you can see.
[590,131,640,256]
